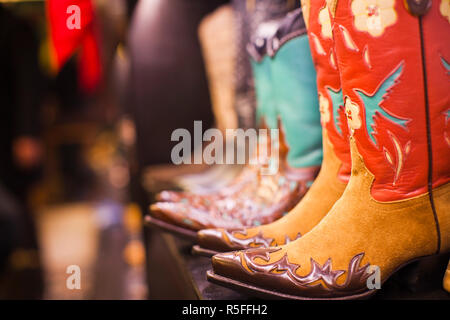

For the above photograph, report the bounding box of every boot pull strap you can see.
[328,0,432,17]
[404,0,432,16]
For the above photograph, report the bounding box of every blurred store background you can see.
[0,0,235,299]
[1,0,449,301]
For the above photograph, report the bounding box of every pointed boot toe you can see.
[197,229,236,252]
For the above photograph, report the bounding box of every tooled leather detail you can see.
[155,164,260,204]
[267,8,307,57]
[221,229,302,250]
[235,248,373,297]
[404,0,432,16]
[151,167,316,230]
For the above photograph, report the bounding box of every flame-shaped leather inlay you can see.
[223,248,373,298]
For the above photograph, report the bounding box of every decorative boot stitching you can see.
[418,15,441,254]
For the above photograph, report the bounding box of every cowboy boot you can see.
[195,4,351,256]
[233,0,301,129]
[149,10,323,239]
[207,0,450,299]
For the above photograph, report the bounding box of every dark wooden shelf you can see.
[144,228,247,300]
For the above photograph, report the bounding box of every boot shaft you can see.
[328,0,450,201]
[249,9,323,170]
[268,9,323,169]
[302,0,352,182]
[249,21,280,130]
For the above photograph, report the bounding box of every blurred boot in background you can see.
[173,5,242,194]
[231,0,300,130]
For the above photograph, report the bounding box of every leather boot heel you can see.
[394,254,450,293]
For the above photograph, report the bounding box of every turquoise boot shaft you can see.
[248,25,279,130]
[251,56,278,129]
[269,10,322,169]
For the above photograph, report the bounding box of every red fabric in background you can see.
[46,0,102,93]
[78,28,102,93]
